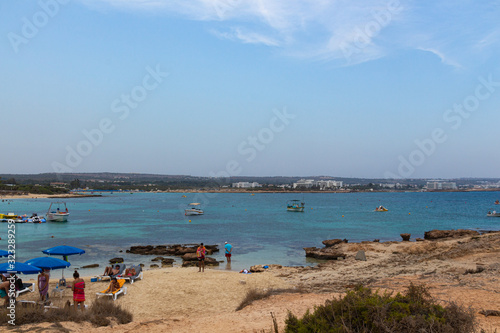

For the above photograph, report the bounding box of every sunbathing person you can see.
[123,267,136,277]
[103,277,121,293]
[103,264,120,276]
[0,280,10,306]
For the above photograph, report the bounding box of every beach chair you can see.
[95,279,127,301]
[15,283,35,297]
[97,263,126,281]
[118,265,143,284]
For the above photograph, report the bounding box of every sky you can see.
[1,0,499,179]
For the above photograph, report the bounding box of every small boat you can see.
[0,213,18,219]
[375,206,388,212]
[487,210,500,217]
[287,200,305,212]
[185,203,204,216]
[47,202,70,222]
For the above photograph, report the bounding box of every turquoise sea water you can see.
[1,191,499,275]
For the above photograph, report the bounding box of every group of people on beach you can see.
[2,241,233,308]
[196,241,232,272]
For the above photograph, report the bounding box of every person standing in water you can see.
[224,241,232,263]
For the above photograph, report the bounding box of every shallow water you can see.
[1,191,499,276]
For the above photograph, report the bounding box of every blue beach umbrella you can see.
[42,245,85,278]
[0,262,42,274]
[0,250,9,258]
[25,257,71,270]
[42,245,85,257]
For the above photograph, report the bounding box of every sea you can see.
[1,191,499,277]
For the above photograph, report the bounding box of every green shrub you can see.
[284,283,477,333]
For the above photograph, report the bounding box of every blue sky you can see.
[1,0,499,178]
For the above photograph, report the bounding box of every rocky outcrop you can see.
[400,233,411,241]
[81,264,99,269]
[424,229,480,240]
[181,253,219,267]
[109,257,124,263]
[304,247,346,260]
[127,244,219,256]
[322,239,344,247]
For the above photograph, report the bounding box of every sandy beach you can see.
[10,231,500,332]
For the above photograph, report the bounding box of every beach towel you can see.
[73,281,85,302]
[100,279,125,294]
[38,275,49,296]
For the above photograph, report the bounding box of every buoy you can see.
[88,210,90,211]
[409,213,411,215]
[311,207,313,210]
[245,209,247,211]
[189,220,191,223]
[342,215,344,217]
[51,236,54,238]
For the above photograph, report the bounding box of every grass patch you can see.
[0,298,133,327]
[236,288,304,311]
[283,283,478,333]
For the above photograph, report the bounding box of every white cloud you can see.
[81,0,500,68]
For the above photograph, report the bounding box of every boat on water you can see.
[287,200,305,212]
[47,202,70,222]
[375,206,388,212]
[185,203,204,216]
[487,210,500,217]
[0,213,46,223]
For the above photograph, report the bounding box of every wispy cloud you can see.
[81,0,500,68]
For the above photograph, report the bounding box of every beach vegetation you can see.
[236,287,305,311]
[0,298,133,327]
[283,283,478,333]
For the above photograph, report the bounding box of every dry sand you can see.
[10,232,500,332]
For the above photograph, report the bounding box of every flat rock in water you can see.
[81,264,99,269]
[109,257,124,264]
[355,250,367,261]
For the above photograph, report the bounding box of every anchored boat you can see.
[47,202,70,222]
[287,200,305,212]
[185,203,204,216]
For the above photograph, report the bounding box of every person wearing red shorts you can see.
[224,241,232,263]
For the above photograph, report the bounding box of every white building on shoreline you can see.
[293,179,343,189]
[232,182,261,188]
[426,181,457,190]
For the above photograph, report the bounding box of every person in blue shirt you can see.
[224,242,232,263]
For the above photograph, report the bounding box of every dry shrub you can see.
[0,298,132,327]
[236,287,305,311]
[284,283,479,333]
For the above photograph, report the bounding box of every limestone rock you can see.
[400,233,411,241]
[355,250,367,261]
[424,229,480,240]
[322,239,343,247]
[109,257,124,264]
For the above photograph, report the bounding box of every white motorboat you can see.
[487,210,500,217]
[47,202,70,222]
[185,203,204,216]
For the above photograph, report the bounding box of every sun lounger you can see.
[96,279,127,301]
[16,282,35,297]
[97,263,126,281]
[118,265,143,284]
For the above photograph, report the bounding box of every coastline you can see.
[12,232,500,332]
